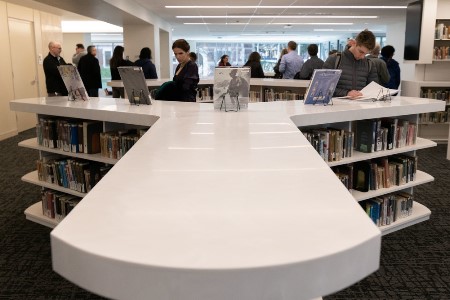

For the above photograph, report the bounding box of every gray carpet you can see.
[1,129,449,299]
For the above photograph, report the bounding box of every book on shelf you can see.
[41,189,81,222]
[360,191,413,227]
[83,121,103,154]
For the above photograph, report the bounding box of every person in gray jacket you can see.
[367,43,390,85]
[322,29,378,99]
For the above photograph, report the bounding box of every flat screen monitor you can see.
[404,0,423,60]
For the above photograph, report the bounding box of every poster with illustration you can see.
[213,67,250,111]
[57,65,89,101]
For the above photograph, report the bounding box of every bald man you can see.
[43,41,68,96]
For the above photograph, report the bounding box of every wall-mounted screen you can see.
[404,0,423,60]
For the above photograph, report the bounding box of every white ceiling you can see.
[134,0,412,41]
[10,0,413,41]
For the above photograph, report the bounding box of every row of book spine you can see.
[41,189,81,221]
[36,117,148,156]
[99,131,143,159]
[355,118,416,153]
[264,89,304,102]
[196,86,214,101]
[433,46,449,60]
[360,192,413,227]
[435,23,450,39]
[303,128,354,162]
[36,157,112,193]
[332,154,417,193]
[420,89,450,104]
[419,111,449,123]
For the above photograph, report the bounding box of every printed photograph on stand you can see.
[213,67,251,111]
[57,65,89,101]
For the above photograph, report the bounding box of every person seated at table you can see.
[218,54,231,67]
[154,39,199,102]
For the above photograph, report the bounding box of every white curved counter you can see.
[10,97,445,300]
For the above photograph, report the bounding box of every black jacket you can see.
[43,53,68,95]
[244,61,265,78]
[77,53,102,89]
[173,60,199,102]
[134,59,158,79]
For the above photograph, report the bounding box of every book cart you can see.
[10,96,444,300]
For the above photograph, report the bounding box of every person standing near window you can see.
[77,45,102,97]
[279,41,303,79]
[109,45,133,98]
[218,54,231,67]
[367,43,390,85]
[72,43,86,67]
[244,52,265,78]
[43,41,68,97]
[296,44,324,80]
[380,45,401,90]
[134,47,158,79]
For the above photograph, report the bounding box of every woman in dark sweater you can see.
[244,52,265,78]
[171,39,200,102]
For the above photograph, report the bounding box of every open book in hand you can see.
[340,81,399,101]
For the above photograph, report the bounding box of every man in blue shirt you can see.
[279,41,303,79]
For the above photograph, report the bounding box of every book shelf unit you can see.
[18,114,150,228]
[434,20,450,60]
[401,80,450,160]
[297,111,437,236]
[10,96,445,300]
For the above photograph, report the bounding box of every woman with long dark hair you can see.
[109,45,133,98]
[244,51,265,78]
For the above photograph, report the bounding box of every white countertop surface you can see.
[107,77,310,88]
[10,96,445,300]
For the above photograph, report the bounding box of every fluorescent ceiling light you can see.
[167,6,406,9]
[177,16,378,19]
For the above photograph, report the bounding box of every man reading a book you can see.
[322,29,379,99]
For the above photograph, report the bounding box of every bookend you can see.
[219,93,240,112]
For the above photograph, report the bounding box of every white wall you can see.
[62,33,90,62]
[0,0,62,140]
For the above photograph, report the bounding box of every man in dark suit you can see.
[77,45,102,97]
[43,41,68,96]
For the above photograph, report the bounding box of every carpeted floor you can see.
[1,129,449,299]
